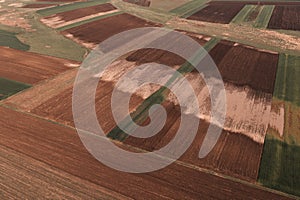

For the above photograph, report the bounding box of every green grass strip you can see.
[254,5,274,28]
[170,0,208,16]
[181,4,208,18]
[0,30,30,51]
[273,54,300,106]
[57,11,123,31]
[0,78,31,100]
[37,0,109,16]
[231,5,255,24]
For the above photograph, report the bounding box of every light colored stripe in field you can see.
[254,5,275,28]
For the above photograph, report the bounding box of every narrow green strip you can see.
[254,5,275,28]
[231,5,255,24]
[170,0,208,16]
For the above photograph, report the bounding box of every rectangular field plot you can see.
[41,3,118,29]
[187,3,245,24]
[0,78,30,100]
[0,107,290,199]
[0,47,79,85]
[273,54,300,106]
[208,40,279,94]
[268,6,300,31]
[62,13,160,48]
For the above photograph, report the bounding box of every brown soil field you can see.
[125,30,209,66]
[123,0,151,7]
[22,4,58,8]
[187,4,245,24]
[0,106,293,199]
[209,1,300,6]
[0,47,79,85]
[62,13,160,48]
[208,40,279,94]
[268,6,300,31]
[44,3,117,22]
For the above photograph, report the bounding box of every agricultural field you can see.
[0,106,292,199]
[0,46,79,85]
[0,78,30,100]
[187,2,245,24]
[0,30,29,51]
[41,3,118,29]
[1,0,300,198]
[268,6,300,31]
[61,13,160,48]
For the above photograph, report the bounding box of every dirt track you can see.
[0,47,79,84]
[0,106,293,199]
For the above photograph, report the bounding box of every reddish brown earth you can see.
[123,0,151,7]
[0,47,79,85]
[62,13,160,46]
[126,30,208,66]
[0,106,293,199]
[209,1,300,6]
[22,4,58,8]
[44,3,117,22]
[187,4,245,24]
[124,101,263,181]
[208,40,279,94]
[268,6,300,31]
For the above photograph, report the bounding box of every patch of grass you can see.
[0,30,30,51]
[254,5,274,28]
[0,78,31,100]
[57,11,123,31]
[231,5,255,24]
[170,0,208,16]
[37,0,109,16]
[273,54,300,106]
[259,134,300,197]
[150,0,191,12]
[17,12,88,61]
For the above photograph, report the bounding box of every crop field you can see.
[0,106,292,199]
[273,54,300,106]
[123,0,151,7]
[61,13,160,48]
[0,78,30,100]
[268,6,300,31]
[209,40,279,94]
[150,0,191,11]
[0,30,29,51]
[187,2,245,24]
[0,46,79,85]
[259,99,300,197]
[41,3,118,29]
[22,4,58,9]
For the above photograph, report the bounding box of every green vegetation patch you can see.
[18,13,87,62]
[231,5,255,24]
[254,5,274,28]
[0,78,31,100]
[0,30,30,51]
[259,134,300,197]
[37,0,109,16]
[273,54,300,106]
[170,0,208,16]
